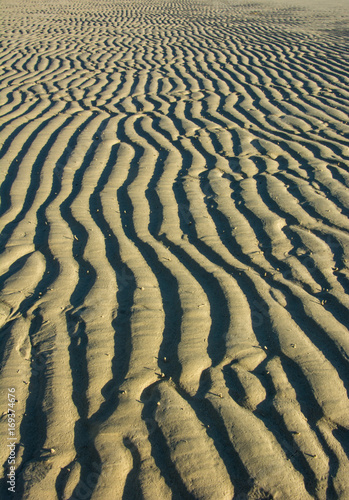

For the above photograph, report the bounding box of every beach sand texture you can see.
[0,0,349,498]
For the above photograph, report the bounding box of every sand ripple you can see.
[1,0,349,498]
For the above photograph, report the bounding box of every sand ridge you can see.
[0,0,349,498]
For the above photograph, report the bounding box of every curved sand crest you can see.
[0,0,349,498]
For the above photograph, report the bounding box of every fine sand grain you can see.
[0,0,349,498]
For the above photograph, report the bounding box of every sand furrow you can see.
[119,116,214,395]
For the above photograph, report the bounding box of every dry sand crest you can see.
[0,0,349,498]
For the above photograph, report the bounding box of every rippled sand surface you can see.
[0,0,349,498]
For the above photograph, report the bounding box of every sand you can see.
[0,0,349,498]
